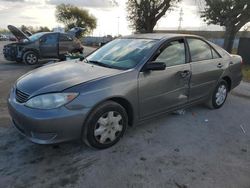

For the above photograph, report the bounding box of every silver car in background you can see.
[8,34,242,149]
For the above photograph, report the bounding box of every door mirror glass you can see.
[144,62,166,71]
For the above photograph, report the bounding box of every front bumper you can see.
[8,90,90,144]
[3,45,17,61]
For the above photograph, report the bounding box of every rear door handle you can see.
[180,70,191,78]
[217,63,223,68]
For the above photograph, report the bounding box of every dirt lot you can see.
[0,41,250,188]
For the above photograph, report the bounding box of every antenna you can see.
[117,16,120,36]
[178,8,183,30]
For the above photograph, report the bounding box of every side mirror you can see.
[39,38,46,43]
[144,62,166,71]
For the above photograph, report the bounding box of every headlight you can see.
[25,93,79,109]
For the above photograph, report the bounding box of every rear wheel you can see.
[23,51,38,65]
[207,80,228,109]
[82,101,128,149]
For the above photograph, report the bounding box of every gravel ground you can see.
[0,41,250,188]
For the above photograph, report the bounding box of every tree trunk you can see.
[223,27,237,53]
[142,20,155,33]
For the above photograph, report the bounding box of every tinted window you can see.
[154,40,185,67]
[60,34,73,41]
[188,38,213,62]
[41,34,58,44]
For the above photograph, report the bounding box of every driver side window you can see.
[153,39,186,67]
[41,34,58,45]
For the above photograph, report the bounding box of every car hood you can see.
[8,25,29,42]
[16,61,123,96]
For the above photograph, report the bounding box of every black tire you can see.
[16,58,23,63]
[59,54,66,61]
[23,51,38,65]
[206,80,228,109]
[82,101,128,149]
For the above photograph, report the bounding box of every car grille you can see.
[15,89,30,103]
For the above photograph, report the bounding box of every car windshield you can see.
[28,33,45,42]
[86,38,157,69]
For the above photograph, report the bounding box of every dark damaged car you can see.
[3,25,84,65]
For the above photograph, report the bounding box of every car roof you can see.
[122,33,203,40]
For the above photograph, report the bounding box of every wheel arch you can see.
[23,48,40,58]
[222,76,232,91]
[84,96,134,127]
[109,97,134,126]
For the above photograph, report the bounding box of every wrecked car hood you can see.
[8,25,29,42]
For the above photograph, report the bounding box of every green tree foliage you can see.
[20,25,50,34]
[0,28,9,34]
[126,0,180,33]
[55,4,97,34]
[37,26,50,32]
[201,0,250,52]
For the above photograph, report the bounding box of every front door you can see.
[138,39,191,118]
[40,33,59,58]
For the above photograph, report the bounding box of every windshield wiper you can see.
[88,60,116,69]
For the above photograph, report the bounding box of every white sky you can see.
[0,0,224,36]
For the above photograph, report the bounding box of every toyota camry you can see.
[8,33,242,149]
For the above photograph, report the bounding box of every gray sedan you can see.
[8,33,242,149]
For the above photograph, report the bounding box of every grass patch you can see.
[242,64,250,82]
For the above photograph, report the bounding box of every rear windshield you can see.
[87,38,157,69]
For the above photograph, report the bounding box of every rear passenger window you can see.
[153,39,186,67]
[187,38,213,62]
[60,34,73,41]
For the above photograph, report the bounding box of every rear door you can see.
[138,38,191,118]
[187,38,224,102]
[59,33,74,55]
[39,33,59,58]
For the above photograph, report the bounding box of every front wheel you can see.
[23,51,38,65]
[82,101,128,149]
[207,80,228,109]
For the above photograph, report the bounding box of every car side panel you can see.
[138,64,191,118]
[210,43,242,90]
[228,55,242,89]
[189,58,224,101]
[64,70,140,125]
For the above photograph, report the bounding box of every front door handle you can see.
[217,63,223,68]
[180,70,191,78]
